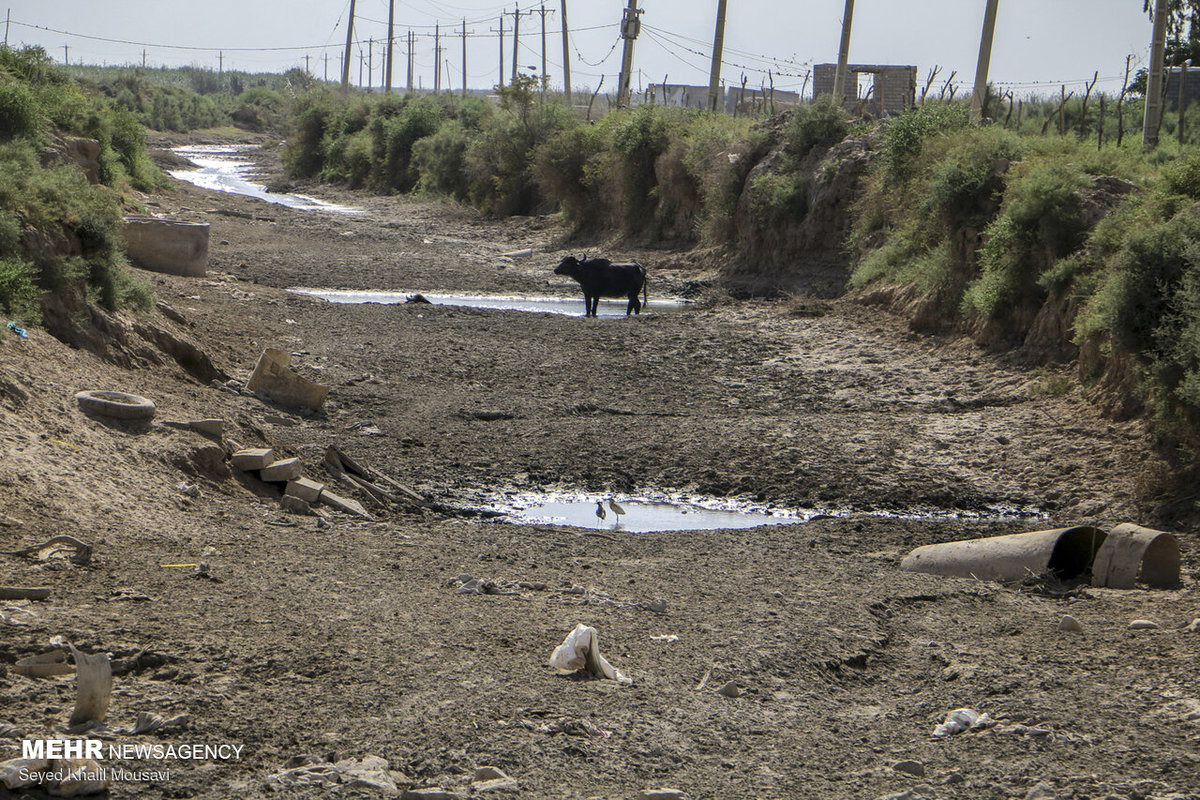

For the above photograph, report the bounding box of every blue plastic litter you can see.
[6,321,27,338]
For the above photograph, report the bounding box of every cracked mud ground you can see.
[0,138,1197,800]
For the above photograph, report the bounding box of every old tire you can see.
[74,390,157,420]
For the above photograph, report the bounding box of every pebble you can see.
[891,760,925,778]
[643,598,668,613]
[715,680,742,698]
[473,767,508,782]
[1058,614,1083,632]
[1024,781,1057,800]
[1186,618,1200,632]
[771,590,783,598]
[1129,619,1160,630]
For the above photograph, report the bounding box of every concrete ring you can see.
[74,390,157,420]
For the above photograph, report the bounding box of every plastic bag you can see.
[549,624,632,685]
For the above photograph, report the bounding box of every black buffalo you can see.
[553,255,648,317]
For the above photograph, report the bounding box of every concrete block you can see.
[280,495,312,515]
[188,419,225,437]
[285,477,325,504]
[231,448,274,471]
[319,490,372,519]
[260,457,302,482]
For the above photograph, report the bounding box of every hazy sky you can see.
[3,1,1155,98]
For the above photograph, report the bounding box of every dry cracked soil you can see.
[1,135,1198,800]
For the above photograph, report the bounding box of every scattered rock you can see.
[231,448,274,471]
[472,767,508,783]
[715,680,742,698]
[280,495,313,515]
[1025,781,1057,800]
[642,598,668,613]
[1186,618,1200,632]
[1058,614,1083,632]
[260,457,303,482]
[1129,619,1160,630]
[891,760,926,777]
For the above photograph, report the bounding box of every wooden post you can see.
[1098,95,1106,150]
[1078,71,1098,139]
[560,0,572,103]
[341,0,356,91]
[385,0,395,92]
[970,0,1000,124]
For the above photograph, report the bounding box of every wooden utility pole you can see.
[341,0,356,91]
[385,0,395,92]
[969,0,999,123]
[1145,0,1169,146]
[832,0,854,106]
[560,0,572,102]
[707,0,728,112]
[616,0,643,107]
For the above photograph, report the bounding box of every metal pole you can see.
[560,0,572,103]
[707,0,728,112]
[368,37,373,91]
[1145,0,1169,146]
[970,0,999,123]
[341,0,356,91]
[5,9,11,48]
[461,19,468,98]
[511,6,520,85]
[540,4,547,93]
[498,16,505,86]
[434,24,440,92]
[832,0,854,106]
[385,0,395,92]
[407,30,414,92]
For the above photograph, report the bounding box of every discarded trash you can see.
[13,648,73,677]
[6,535,92,565]
[549,623,632,685]
[1092,523,1181,589]
[246,348,329,411]
[74,389,157,421]
[67,644,112,731]
[0,604,37,626]
[127,711,190,735]
[0,586,50,600]
[501,248,534,258]
[5,321,27,338]
[933,708,992,737]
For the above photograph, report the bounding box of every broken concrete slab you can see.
[246,348,329,411]
[285,477,325,504]
[280,496,313,515]
[260,458,302,482]
[231,448,274,471]
[319,490,372,519]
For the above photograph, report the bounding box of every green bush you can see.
[1161,149,1200,199]
[782,95,849,161]
[611,105,674,234]
[0,257,41,324]
[878,102,968,182]
[0,79,42,140]
[412,120,471,199]
[532,124,605,223]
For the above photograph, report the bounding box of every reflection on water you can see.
[289,288,690,316]
[169,145,362,214]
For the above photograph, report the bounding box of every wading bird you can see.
[595,501,606,527]
[608,498,626,517]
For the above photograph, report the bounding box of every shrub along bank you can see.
[0,46,158,331]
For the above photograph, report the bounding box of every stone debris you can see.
[267,754,404,796]
[639,790,689,800]
[891,760,926,778]
[1129,619,1160,630]
[284,477,325,504]
[260,457,302,482]
[715,680,742,698]
[1058,614,1083,632]
[231,448,274,471]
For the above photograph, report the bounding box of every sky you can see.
[1,1,1157,98]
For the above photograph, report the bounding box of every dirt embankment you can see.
[0,139,1197,800]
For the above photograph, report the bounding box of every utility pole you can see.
[4,9,9,49]
[434,23,441,93]
[536,5,555,93]
[385,0,395,92]
[218,51,224,74]
[63,44,68,65]
[832,0,854,106]
[304,54,310,75]
[494,15,505,86]
[459,18,470,98]
[616,0,643,107]
[969,0,999,123]
[506,6,533,85]
[368,37,374,90]
[324,52,329,82]
[359,46,364,88]
[560,0,572,102]
[341,0,356,91]
[707,0,728,112]
[407,30,414,92]
[1145,0,1169,146]
[142,49,147,68]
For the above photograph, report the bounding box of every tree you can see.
[1145,1,1200,65]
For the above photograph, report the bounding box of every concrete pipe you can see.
[899,526,1107,583]
[1092,523,1181,589]
[122,216,209,277]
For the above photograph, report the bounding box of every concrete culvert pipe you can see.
[1092,523,1181,589]
[899,526,1107,583]
[74,390,157,420]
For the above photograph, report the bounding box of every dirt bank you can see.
[0,138,1197,800]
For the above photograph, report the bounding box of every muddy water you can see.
[289,288,690,316]
[169,145,362,214]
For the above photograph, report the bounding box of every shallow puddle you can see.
[290,288,690,316]
[169,145,362,214]
[486,490,1045,533]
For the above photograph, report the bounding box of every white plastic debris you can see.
[933,707,992,737]
[549,624,632,685]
